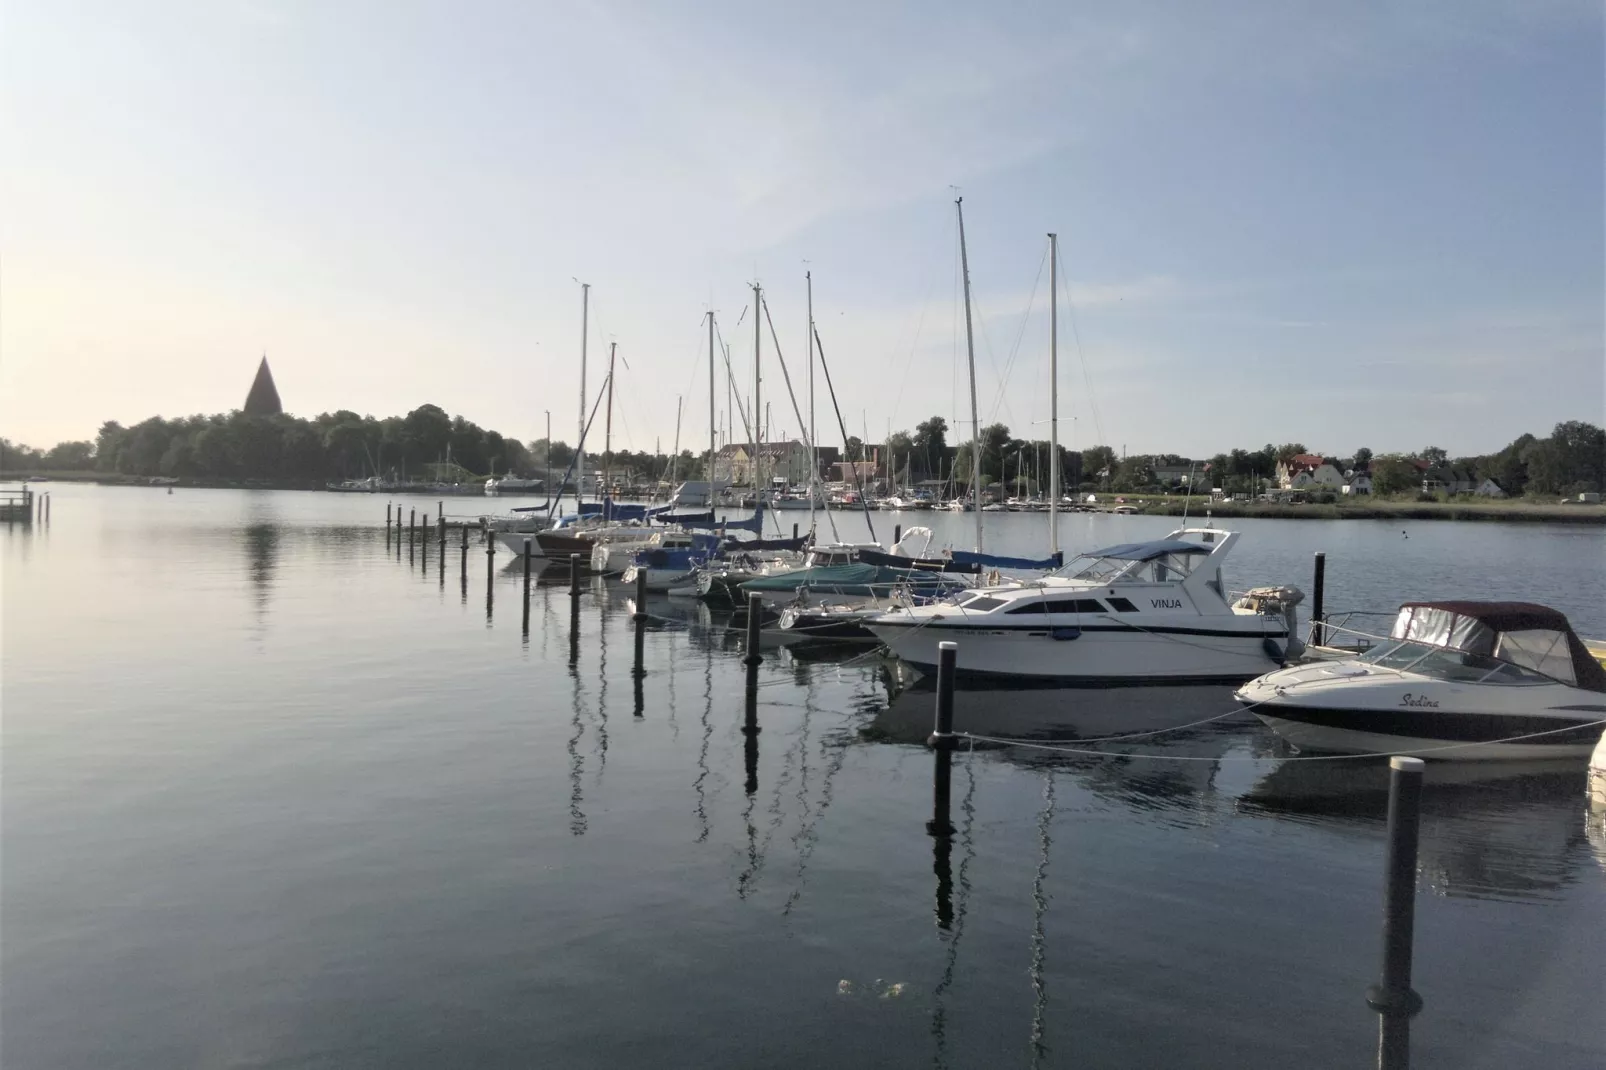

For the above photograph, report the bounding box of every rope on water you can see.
[957,717,1606,762]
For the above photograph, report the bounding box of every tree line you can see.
[4,405,1599,499]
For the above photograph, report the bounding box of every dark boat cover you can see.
[1395,601,1606,692]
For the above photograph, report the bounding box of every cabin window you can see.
[961,596,1008,613]
[1494,629,1576,685]
[1006,598,1107,615]
[1107,597,1139,612]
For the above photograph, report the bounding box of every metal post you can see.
[569,553,581,597]
[1367,756,1425,1017]
[792,522,798,540]
[45,493,50,523]
[461,523,469,550]
[743,592,763,666]
[409,508,415,546]
[926,641,958,837]
[1312,551,1327,647]
[438,515,445,542]
[894,523,902,545]
[522,538,533,632]
[632,568,649,622]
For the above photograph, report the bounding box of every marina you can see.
[4,485,1603,1068]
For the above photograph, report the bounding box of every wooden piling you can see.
[743,592,763,667]
[1366,756,1425,1017]
[569,553,581,597]
[632,568,649,622]
[895,523,902,545]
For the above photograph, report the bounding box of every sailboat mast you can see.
[752,282,762,501]
[707,311,717,487]
[604,341,616,503]
[578,282,590,507]
[1049,232,1060,555]
[957,197,983,552]
[807,271,816,533]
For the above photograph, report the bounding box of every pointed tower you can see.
[243,355,283,415]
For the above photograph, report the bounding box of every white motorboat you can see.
[593,528,698,575]
[485,476,545,495]
[1238,601,1606,760]
[865,527,1295,683]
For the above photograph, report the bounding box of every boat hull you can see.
[1251,708,1600,760]
[867,620,1285,683]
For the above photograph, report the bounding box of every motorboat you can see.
[865,527,1295,684]
[594,528,704,576]
[485,476,545,496]
[1238,601,1606,760]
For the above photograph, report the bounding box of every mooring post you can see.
[569,553,581,597]
[632,574,647,687]
[1312,551,1327,647]
[743,592,763,667]
[792,522,798,539]
[926,641,958,837]
[632,568,649,622]
[438,515,445,543]
[386,502,392,527]
[1367,755,1425,1018]
[895,523,902,545]
[45,493,50,523]
[438,500,443,520]
[461,522,469,550]
[522,538,533,632]
[568,596,581,668]
[409,508,416,546]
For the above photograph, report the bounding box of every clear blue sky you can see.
[3,0,1601,460]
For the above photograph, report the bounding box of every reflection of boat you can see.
[1239,602,1606,760]
[1589,727,1606,808]
[1243,758,1592,902]
[867,528,1293,683]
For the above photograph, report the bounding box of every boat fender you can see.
[1262,637,1285,664]
[1050,626,1082,642]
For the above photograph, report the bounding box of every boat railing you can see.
[1305,610,1396,651]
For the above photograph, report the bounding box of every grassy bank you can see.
[1133,496,1605,524]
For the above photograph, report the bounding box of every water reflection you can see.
[1028,772,1056,1068]
[929,753,978,1070]
[1243,759,1593,902]
[242,519,279,628]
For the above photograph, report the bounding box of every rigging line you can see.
[987,245,1049,426]
[967,291,1018,434]
[887,225,948,427]
[1056,241,1105,449]
[713,318,756,448]
[758,296,839,540]
[813,324,879,544]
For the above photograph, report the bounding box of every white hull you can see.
[1254,714,1597,761]
[868,621,1283,682]
[497,531,550,557]
[622,565,697,591]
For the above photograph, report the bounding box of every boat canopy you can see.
[1084,539,1212,561]
[949,549,1065,571]
[1392,601,1606,692]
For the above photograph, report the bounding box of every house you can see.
[1276,454,1344,490]
[712,440,814,484]
[1474,478,1504,498]
[1152,463,1204,490]
[1342,473,1373,495]
[1421,466,1476,494]
[834,460,877,484]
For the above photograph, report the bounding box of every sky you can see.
[2,0,1602,460]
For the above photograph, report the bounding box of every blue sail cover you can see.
[949,549,1065,570]
[1083,540,1208,561]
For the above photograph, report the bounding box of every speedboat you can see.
[1238,601,1606,760]
[865,528,1295,684]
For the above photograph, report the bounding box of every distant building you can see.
[1474,478,1505,498]
[712,440,813,484]
[1342,473,1373,495]
[243,355,282,416]
[1153,463,1205,490]
[1421,466,1476,494]
[1278,454,1344,490]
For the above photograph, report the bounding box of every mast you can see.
[707,311,717,488]
[669,398,682,500]
[1049,233,1060,555]
[807,271,816,532]
[604,341,616,507]
[752,282,762,503]
[577,282,590,507]
[957,197,983,551]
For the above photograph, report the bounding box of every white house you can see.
[1474,478,1504,498]
[1277,454,1344,490]
[1342,473,1373,495]
[712,440,814,485]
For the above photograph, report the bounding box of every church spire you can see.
[243,354,283,415]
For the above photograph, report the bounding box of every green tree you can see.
[1420,445,1448,466]
[1352,446,1373,471]
[911,416,949,481]
[1371,455,1418,495]
[1081,444,1117,484]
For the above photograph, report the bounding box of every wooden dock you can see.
[1,484,45,525]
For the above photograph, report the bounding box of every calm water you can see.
[4,486,1604,1068]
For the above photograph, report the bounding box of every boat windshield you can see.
[1388,605,1581,686]
[1054,551,1197,584]
[1357,637,1560,685]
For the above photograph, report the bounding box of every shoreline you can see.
[1134,498,1605,524]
